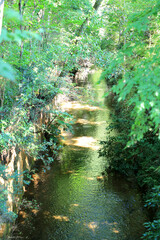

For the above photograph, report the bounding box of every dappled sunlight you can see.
[60,131,73,137]
[32,173,41,189]
[81,176,95,181]
[69,203,79,212]
[96,175,106,180]
[19,210,28,219]
[43,211,50,216]
[102,221,119,234]
[70,203,79,207]
[75,220,81,224]
[84,221,99,232]
[31,209,39,215]
[61,101,103,111]
[0,225,6,238]
[103,221,118,226]
[76,118,106,125]
[24,155,30,171]
[65,170,75,174]
[63,136,100,150]
[52,215,69,222]
[0,176,5,185]
[43,212,70,222]
[70,146,85,151]
[112,228,119,234]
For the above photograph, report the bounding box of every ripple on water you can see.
[13,71,147,240]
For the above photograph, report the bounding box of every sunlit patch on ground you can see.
[61,102,103,111]
[52,215,69,221]
[84,222,99,232]
[63,136,100,150]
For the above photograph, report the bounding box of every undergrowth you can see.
[99,99,160,240]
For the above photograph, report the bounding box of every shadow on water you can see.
[11,70,147,240]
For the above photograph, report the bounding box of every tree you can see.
[0,0,106,231]
[101,0,160,144]
[99,1,160,238]
[0,0,4,35]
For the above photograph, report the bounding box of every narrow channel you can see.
[13,71,147,240]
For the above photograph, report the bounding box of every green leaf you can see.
[0,59,15,81]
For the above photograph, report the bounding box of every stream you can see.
[12,71,147,240]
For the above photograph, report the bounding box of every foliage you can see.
[0,0,105,231]
[142,219,160,240]
[99,1,160,238]
[143,186,160,240]
[99,103,160,239]
[1,0,160,238]
[100,0,160,144]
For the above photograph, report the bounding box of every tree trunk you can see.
[93,0,103,11]
[0,0,4,35]
[60,0,104,77]
[19,0,23,59]
[76,0,103,36]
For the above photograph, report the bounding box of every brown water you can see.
[12,71,147,240]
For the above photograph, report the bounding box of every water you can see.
[12,71,147,240]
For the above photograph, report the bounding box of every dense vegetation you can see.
[0,0,105,232]
[0,0,160,239]
[99,1,160,239]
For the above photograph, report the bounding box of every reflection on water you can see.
[62,136,100,150]
[13,71,147,240]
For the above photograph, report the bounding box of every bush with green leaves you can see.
[141,186,160,240]
[99,1,160,238]
[99,100,160,239]
[101,0,160,144]
[0,6,75,229]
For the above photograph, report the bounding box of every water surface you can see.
[13,71,147,240]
